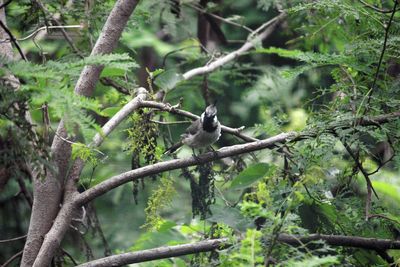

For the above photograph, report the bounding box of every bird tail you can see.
[164,140,183,154]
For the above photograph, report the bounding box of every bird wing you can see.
[185,119,201,136]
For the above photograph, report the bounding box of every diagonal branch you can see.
[0,19,27,61]
[92,88,148,147]
[77,132,296,204]
[182,12,287,80]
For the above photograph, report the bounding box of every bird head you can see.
[204,104,217,118]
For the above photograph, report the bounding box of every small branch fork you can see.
[75,234,400,267]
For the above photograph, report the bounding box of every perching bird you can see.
[165,104,221,154]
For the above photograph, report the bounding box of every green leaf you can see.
[101,107,120,117]
[100,67,126,78]
[230,163,270,190]
[153,69,183,90]
[208,205,254,231]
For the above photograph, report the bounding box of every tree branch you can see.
[182,12,287,80]
[77,132,296,205]
[365,0,398,109]
[76,238,229,267]
[26,1,140,266]
[0,17,27,61]
[0,234,27,243]
[140,100,258,142]
[2,250,23,267]
[75,233,400,267]
[277,233,400,250]
[76,110,400,205]
[91,88,148,147]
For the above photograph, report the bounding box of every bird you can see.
[164,104,221,154]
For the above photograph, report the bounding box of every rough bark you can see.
[22,0,140,266]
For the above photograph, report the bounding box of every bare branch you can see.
[187,3,253,33]
[182,12,287,80]
[0,18,27,61]
[277,233,400,250]
[100,77,130,95]
[77,133,296,205]
[91,88,148,147]
[77,110,400,205]
[76,238,229,267]
[16,25,82,41]
[140,100,258,142]
[34,0,84,57]
[0,234,27,243]
[76,233,400,267]
[2,250,23,267]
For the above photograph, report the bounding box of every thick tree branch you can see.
[77,132,296,204]
[92,88,148,146]
[75,233,400,267]
[76,238,230,267]
[182,12,287,80]
[76,110,400,205]
[26,1,140,266]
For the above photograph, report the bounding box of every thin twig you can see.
[150,119,190,125]
[34,0,84,57]
[187,3,253,33]
[365,1,398,109]
[1,250,23,267]
[15,25,82,41]
[338,138,379,221]
[368,135,395,175]
[61,248,78,266]
[0,19,27,61]
[0,234,27,243]
[100,78,130,95]
[162,45,201,67]
[358,0,400,13]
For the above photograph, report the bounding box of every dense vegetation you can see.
[1,0,400,266]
